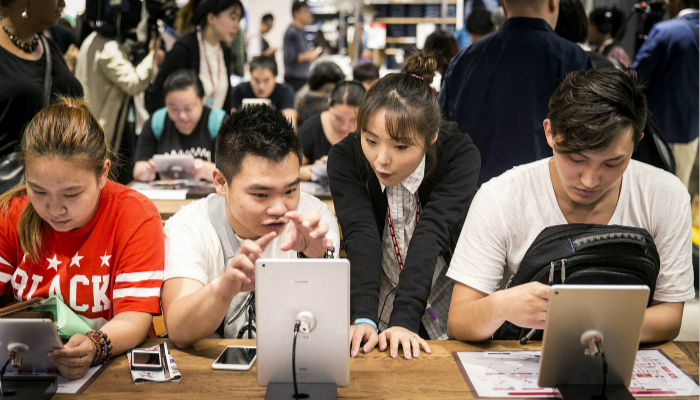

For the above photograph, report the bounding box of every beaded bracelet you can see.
[86,330,113,366]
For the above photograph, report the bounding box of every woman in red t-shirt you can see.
[0,98,164,379]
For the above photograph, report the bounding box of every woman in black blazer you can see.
[328,53,480,360]
[146,0,243,114]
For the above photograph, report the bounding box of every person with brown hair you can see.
[422,30,460,90]
[447,68,694,343]
[327,53,480,360]
[0,98,164,379]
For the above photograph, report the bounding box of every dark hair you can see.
[0,97,113,262]
[466,9,495,35]
[215,104,302,181]
[685,0,700,9]
[589,6,625,37]
[250,56,278,76]
[292,1,309,16]
[353,62,380,82]
[423,30,460,75]
[330,81,366,107]
[356,52,442,174]
[163,70,205,99]
[555,0,588,44]
[176,0,244,35]
[262,13,274,23]
[548,68,647,154]
[308,62,345,91]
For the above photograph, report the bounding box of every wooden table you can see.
[152,198,335,221]
[54,340,698,399]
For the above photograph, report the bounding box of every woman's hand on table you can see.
[349,323,379,357]
[379,326,431,360]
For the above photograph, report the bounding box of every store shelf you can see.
[386,37,417,44]
[375,17,457,24]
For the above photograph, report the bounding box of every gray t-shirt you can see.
[283,25,311,79]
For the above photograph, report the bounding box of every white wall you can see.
[243,0,295,81]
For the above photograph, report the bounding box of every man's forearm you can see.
[164,277,234,348]
[639,302,684,343]
[447,292,506,342]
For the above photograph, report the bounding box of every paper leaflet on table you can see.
[126,342,182,384]
[453,349,699,398]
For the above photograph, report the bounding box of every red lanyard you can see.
[386,195,420,270]
[201,34,220,105]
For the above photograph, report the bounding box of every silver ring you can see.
[408,335,418,340]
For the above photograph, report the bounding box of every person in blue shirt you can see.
[632,0,699,189]
[439,0,593,185]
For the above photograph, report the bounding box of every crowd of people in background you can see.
[0,0,697,380]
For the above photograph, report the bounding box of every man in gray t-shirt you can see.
[283,1,319,92]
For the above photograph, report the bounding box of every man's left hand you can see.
[280,211,333,258]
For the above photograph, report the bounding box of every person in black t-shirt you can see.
[0,0,83,192]
[134,70,223,182]
[299,80,365,181]
[231,56,297,128]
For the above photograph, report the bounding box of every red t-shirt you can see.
[0,181,164,330]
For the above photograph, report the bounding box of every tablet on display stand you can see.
[538,285,649,400]
[256,258,350,399]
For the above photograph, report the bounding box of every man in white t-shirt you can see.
[446,68,695,343]
[161,104,340,348]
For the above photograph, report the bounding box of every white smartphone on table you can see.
[212,346,257,371]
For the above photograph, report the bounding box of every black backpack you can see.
[492,224,660,341]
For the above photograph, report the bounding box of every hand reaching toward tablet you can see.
[280,211,334,258]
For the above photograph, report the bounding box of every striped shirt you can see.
[378,156,452,339]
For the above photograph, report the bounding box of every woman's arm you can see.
[388,132,481,333]
[327,136,384,324]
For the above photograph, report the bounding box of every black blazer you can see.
[145,31,232,114]
[327,121,481,333]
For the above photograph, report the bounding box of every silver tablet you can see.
[538,285,649,388]
[153,154,195,181]
[0,318,63,372]
[255,258,350,387]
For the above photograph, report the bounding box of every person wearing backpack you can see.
[160,104,339,348]
[446,68,695,344]
[133,70,226,182]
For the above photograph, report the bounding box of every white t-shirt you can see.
[446,158,695,303]
[163,192,340,285]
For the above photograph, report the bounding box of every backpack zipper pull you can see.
[506,275,514,289]
[548,261,555,285]
[561,259,566,284]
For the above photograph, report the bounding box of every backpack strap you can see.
[207,194,257,339]
[207,108,227,141]
[151,108,168,141]
[207,194,241,266]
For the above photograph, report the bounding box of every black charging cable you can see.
[592,339,608,400]
[1,357,11,396]
[291,320,309,399]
